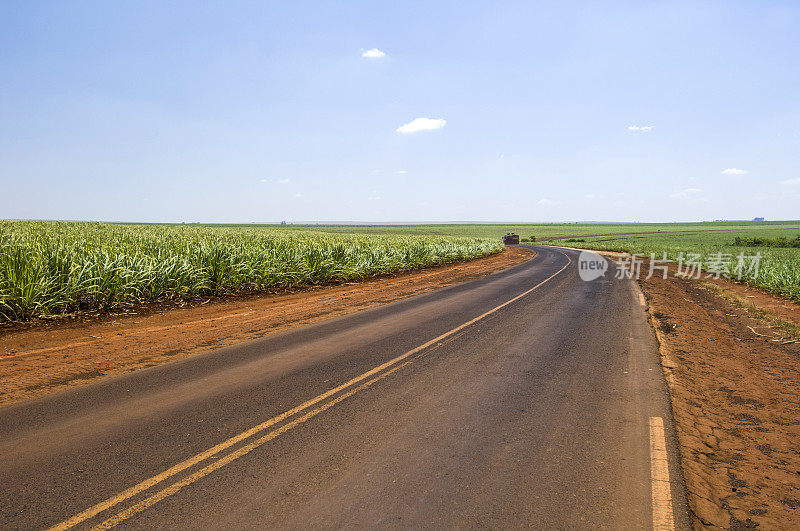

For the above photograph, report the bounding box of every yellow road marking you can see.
[49,251,571,530]
[91,361,412,530]
[649,417,674,531]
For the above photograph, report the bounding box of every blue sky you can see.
[1,1,798,223]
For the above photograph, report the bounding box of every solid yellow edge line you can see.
[50,249,571,531]
[649,416,675,531]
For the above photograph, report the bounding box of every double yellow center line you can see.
[49,251,571,530]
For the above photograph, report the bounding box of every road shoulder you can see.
[638,270,800,528]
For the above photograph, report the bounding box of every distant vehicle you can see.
[503,233,520,244]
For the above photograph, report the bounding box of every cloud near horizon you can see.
[781,177,800,185]
[721,168,748,175]
[361,48,386,58]
[536,198,561,206]
[628,125,653,132]
[670,188,707,202]
[396,117,446,134]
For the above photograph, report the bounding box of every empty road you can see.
[0,245,688,529]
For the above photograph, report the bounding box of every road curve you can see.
[0,245,689,529]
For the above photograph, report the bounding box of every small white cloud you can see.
[536,198,562,206]
[628,125,654,132]
[670,188,707,202]
[780,177,800,185]
[260,178,290,184]
[721,168,748,175]
[396,117,446,134]
[259,178,268,183]
[395,170,408,174]
[361,48,386,58]
[583,194,596,200]
[669,187,702,198]
[293,193,302,198]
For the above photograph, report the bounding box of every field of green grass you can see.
[224,220,800,241]
[3,220,798,321]
[0,221,502,321]
[262,221,800,301]
[258,221,800,301]
[540,228,800,302]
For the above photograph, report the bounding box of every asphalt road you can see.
[0,245,689,529]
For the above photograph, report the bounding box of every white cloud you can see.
[260,178,290,184]
[583,194,596,200]
[628,125,653,132]
[361,48,386,58]
[669,187,702,198]
[396,117,446,134]
[780,177,800,185]
[670,188,707,202]
[721,168,748,175]
[536,198,562,206]
[293,193,302,198]
[395,170,408,174]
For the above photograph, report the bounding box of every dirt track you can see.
[0,247,534,407]
[639,269,800,528]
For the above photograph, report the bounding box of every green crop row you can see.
[234,220,800,239]
[543,229,800,302]
[0,221,502,322]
